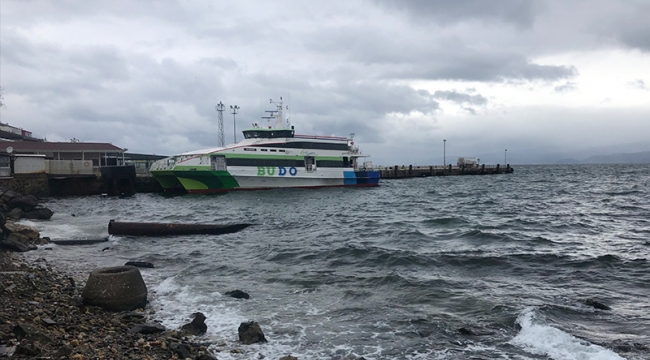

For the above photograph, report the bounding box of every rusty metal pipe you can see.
[108,220,251,236]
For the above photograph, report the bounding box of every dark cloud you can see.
[306,27,576,82]
[375,0,539,28]
[611,4,650,51]
[433,90,487,106]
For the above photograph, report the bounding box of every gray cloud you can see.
[375,0,539,28]
[1,0,649,164]
[554,81,578,93]
[433,90,487,106]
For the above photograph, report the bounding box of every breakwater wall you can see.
[379,164,513,179]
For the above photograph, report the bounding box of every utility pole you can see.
[505,149,507,165]
[215,102,225,147]
[230,105,240,143]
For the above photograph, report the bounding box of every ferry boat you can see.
[150,98,380,193]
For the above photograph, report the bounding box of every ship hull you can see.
[168,167,379,193]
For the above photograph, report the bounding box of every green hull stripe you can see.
[151,171,184,189]
[174,170,239,190]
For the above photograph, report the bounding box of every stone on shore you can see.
[9,195,39,212]
[24,207,54,220]
[180,312,208,336]
[238,321,267,344]
[0,238,37,252]
[130,323,167,335]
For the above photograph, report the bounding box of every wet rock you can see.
[13,323,52,343]
[53,345,72,358]
[5,222,40,241]
[172,343,192,359]
[7,207,24,220]
[121,311,147,323]
[585,299,611,310]
[1,189,18,203]
[0,212,6,227]
[9,195,39,212]
[15,343,41,357]
[280,356,298,360]
[125,261,155,268]
[0,345,16,357]
[130,323,167,334]
[196,353,218,360]
[24,207,54,220]
[225,289,250,299]
[181,312,208,336]
[458,327,475,335]
[0,238,37,252]
[41,318,57,326]
[238,321,267,345]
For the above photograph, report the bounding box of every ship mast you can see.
[262,97,289,129]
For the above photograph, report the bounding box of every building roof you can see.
[0,141,125,153]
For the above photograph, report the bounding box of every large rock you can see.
[9,195,39,212]
[181,312,207,336]
[238,321,267,345]
[5,223,40,241]
[0,238,37,252]
[24,207,54,220]
[7,208,24,220]
[1,190,18,203]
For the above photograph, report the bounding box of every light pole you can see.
[443,139,446,168]
[230,105,239,143]
[215,102,225,147]
[505,149,507,165]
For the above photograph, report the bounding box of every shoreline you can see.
[0,249,218,359]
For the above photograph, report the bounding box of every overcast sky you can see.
[1,0,649,164]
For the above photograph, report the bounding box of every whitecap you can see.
[510,307,626,360]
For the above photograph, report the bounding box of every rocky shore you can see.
[0,250,224,359]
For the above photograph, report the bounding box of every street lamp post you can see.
[505,149,507,165]
[230,105,240,143]
[443,139,446,168]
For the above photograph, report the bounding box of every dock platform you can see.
[379,164,512,179]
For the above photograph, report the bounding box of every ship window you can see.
[261,149,268,152]
[211,155,227,171]
[304,156,315,172]
[270,149,277,152]
[244,148,257,151]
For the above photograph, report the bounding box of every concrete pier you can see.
[379,164,513,179]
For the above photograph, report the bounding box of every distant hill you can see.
[556,151,650,164]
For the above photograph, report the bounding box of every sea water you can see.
[22,164,650,359]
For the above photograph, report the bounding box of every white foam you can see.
[510,307,626,360]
